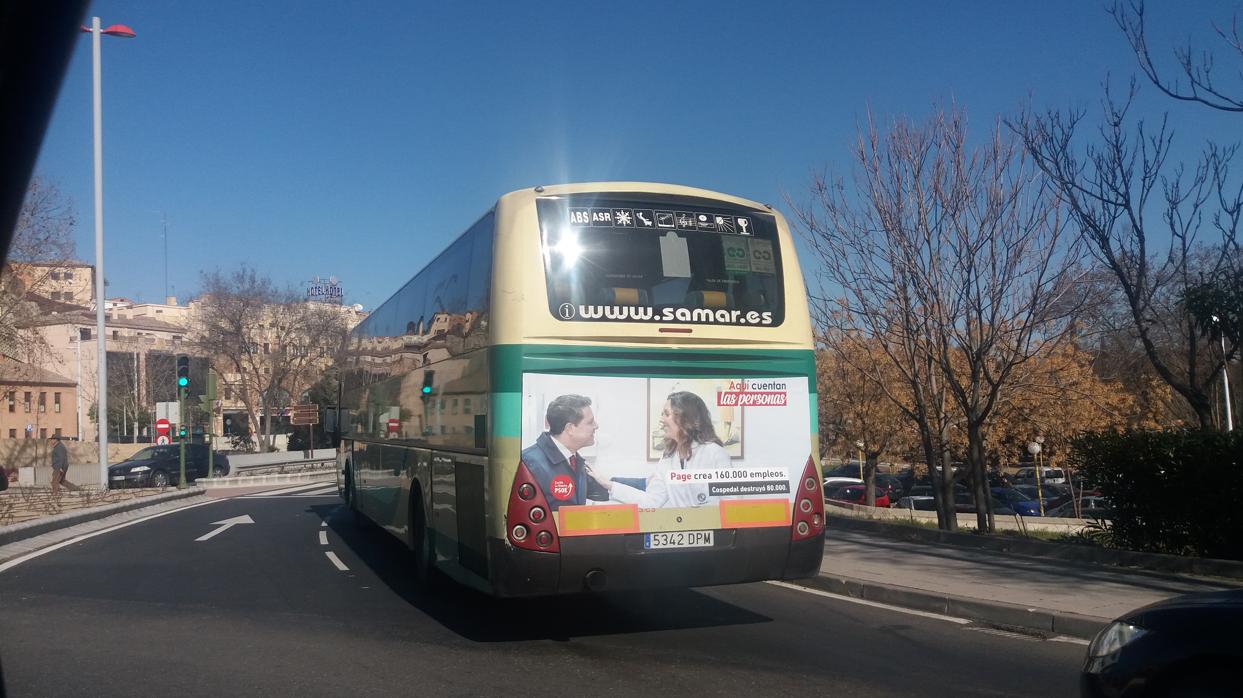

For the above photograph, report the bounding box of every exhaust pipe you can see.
[583,569,607,592]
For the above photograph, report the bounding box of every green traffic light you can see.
[421,386,432,394]
[178,377,188,387]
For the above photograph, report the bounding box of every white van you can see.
[1012,467,1066,485]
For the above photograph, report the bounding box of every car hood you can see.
[1122,589,1243,632]
[110,458,157,471]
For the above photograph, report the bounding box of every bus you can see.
[337,182,824,596]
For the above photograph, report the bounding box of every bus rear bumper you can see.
[488,528,825,597]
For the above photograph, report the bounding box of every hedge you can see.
[1071,429,1243,560]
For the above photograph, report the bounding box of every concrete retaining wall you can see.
[1,441,147,471]
[827,499,1097,533]
[225,449,336,468]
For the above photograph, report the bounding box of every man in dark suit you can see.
[521,394,598,511]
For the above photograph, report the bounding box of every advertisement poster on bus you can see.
[519,373,811,532]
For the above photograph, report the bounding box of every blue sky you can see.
[33,1,1243,308]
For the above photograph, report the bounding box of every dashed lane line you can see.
[1050,636,1091,646]
[319,530,328,545]
[325,551,349,571]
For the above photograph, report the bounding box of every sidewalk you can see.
[808,528,1239,638]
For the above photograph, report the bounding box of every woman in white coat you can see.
[589,391,731,508]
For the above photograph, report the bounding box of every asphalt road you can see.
[0,488,1086,697]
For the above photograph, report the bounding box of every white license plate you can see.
[644,530,714,549]
[110,476,127,481]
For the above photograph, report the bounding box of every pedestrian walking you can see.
[49,434,78,494]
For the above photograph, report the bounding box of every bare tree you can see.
[816,335,919,507]
[193,267,349,451]
[1112,0,1243,112]
[1013,82,1241,429]
[792,108,962,531]
[106,350,146,442]
[0,176,76,362]
[794,107,1084,532]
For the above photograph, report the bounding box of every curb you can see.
[800,572,1108,639]
[828,514,1243,581]
[0,488,206,547]
[198,470,336,488]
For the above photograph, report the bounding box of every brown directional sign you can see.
[287,404,319,425]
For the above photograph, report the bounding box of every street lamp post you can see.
[855,440,865,481]
[81,17,135,490]
[1027,439,1044,516]
[1213,315,1233,432]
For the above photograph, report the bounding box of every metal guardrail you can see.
[229,458,336,477]
[223,449,337,477]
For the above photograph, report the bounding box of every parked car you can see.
[824,484,890,508]
[874,473,906,503]
[822,463,867,480]
[896,494,936,511]
[1081,589,1240,697]
[823,470,906,502]
[823,476,863,490]
[897,483,967,510]
[990,487,1042,517]
[107,444,229,488]
[1012,483,1065,508]
[1046,496,1112,519]
[1012,466,1067,485]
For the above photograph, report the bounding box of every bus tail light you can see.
[507,461,560,553]
[791,456,825,542]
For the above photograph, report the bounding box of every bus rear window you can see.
[536,197,784,327]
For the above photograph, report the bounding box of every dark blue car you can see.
[991,487,1042,517]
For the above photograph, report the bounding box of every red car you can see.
[825,484,891,508]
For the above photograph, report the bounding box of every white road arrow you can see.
[195,514,254,542]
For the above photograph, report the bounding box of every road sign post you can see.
[288,404,320,459]
[155,418,170,445]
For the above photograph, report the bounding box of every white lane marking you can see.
[1050,635,1091,646]
[0,497,224,573]
[240,482,333,497]
[195,514,255,542]
[318,530,328,545]
[325,551,349,571]
[963,626,1039,641]
[240,494,338,499]
[320,520,328,527]
[767,581,970,625]
[301,486,338,496]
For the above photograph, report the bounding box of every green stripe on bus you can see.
[490,344,815,392]
[492,392,522,438]
[810,390,818,433]
[489,344,817,436]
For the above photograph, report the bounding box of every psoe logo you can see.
[550,474,575,500]
[558,303,576,320]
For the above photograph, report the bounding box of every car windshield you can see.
[129,447,159,461]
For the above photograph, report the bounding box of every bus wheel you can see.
[410,491,436,587]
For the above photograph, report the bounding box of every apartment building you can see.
[0,359,78,440]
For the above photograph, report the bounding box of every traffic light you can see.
[176,355,190,390]
[421,370,435,396]
[178,425,187,438]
